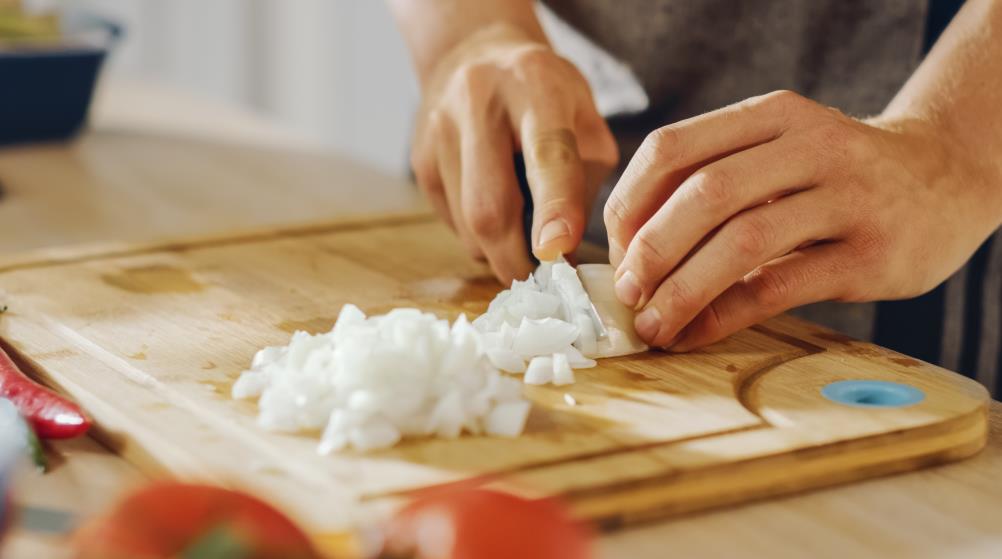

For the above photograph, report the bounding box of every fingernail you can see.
[634,307,662,342]
[537,219,570,250]
[615,270,642,308]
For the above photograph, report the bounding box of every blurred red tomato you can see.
[72,482,321,559]
[377,489,592,559]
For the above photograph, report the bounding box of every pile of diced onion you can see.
[233,261,613,452]
[473,260,601,384]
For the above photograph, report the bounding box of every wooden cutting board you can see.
[0,212,989,532]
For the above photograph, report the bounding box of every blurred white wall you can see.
[66,0,420,175]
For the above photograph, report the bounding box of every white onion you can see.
[552,353,575,386]
[485,400,532,437]
[512,317,579,358]
[235,260,645,452]
[233,304,528,452]
[486,348,526,373]
[474,259,643,386]
[524,356,554,385]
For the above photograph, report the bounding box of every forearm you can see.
[883,0,1002,184]
[387,0,547,86]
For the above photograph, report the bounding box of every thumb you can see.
[521,122,587,261]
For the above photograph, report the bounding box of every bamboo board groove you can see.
[0,216,989,532]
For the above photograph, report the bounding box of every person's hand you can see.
[605,90,1000,351]
[411,23,618,284]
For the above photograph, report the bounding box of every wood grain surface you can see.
[0,130,426,260]
[0,215,988,534]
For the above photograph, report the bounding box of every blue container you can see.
[0,13,121,146]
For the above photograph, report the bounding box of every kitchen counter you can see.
[2,79,1000,559]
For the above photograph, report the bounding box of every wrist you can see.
[868,112,1002,235]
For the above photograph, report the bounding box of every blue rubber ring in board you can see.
[821,380,925,408]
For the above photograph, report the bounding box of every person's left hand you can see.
[605,90,1000,351]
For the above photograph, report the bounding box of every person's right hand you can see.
[410,23,618,284]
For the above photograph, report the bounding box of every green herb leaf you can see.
[25,425,46,472]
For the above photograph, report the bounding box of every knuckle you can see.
[631,228,671,274]
[658,277,700,316]
[756,89,809,123]
[728,214,773,260]
[454,61,492,87]
[463,196,508,239]
[511,46,560,73]
[529,129,579,168]
[511,47,582,90]
[425,107,446,132]
[451,62,495,107]
[688,168,734,212]
[850,219,891,268]
[745,266,794,309]
[840,125,873,165]
[811,120,857,166]
[639,125,685,168]
[701,300,727,337]
[764,89,806,111]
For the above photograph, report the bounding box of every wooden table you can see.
[2,80,1000,559]
[9,412,1001,558]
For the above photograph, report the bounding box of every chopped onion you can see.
[552,353,575,386]
[512,318,579,358]
[233,305,528,452]
[474,259,643,385]
[524,356,554,385]
[235,260,647,452]
[485,400,532,437]
[486,348,526,373]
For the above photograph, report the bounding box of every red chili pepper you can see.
[0,345,90,439]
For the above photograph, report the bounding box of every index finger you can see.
[518,105,588,261]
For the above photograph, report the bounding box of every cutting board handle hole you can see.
[821,380,925,408]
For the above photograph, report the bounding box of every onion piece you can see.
[235,305,529,452]
[512,318,579,358]
[486,400,532,437]
[552,353,575,386]
[486,348,526,373]
[524,356,554,385]
[559,345,597,369]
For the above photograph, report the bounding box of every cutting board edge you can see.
[567,402,990,530]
